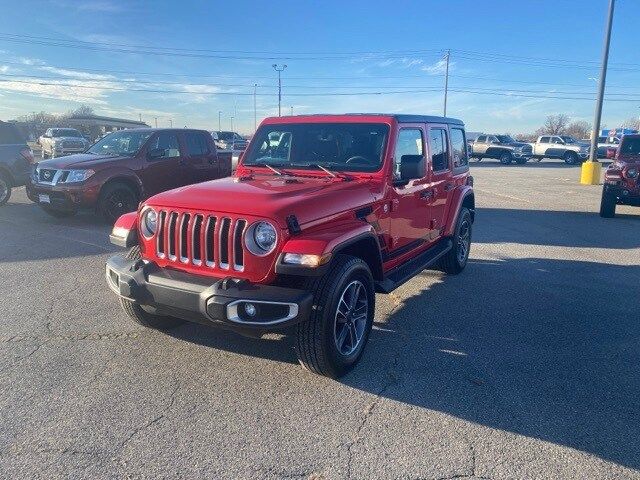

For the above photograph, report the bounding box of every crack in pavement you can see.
[345,353,400,479]
[0,331,148,343]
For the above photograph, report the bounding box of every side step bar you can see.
[375,238,453,293]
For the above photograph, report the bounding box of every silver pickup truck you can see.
[529,135,589,165]
[38,128,89,159]
[470,134,532,165]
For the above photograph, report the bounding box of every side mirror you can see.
[399,154,424,182]
[606,148,617,159]
[147,147,164,160]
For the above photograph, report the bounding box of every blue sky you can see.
[0,0,639,134]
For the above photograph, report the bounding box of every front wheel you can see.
[564,151,579,165]
[499,152,513,165]
[599,186,617,218]
[439,207,472,274]
[119,246,185,330]
[0,173,11,206]
[98,182,138,224]
[295,255,375,378]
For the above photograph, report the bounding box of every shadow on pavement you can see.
[167,256,640,471]
[475,207,640,249]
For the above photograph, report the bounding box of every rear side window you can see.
[450,128,468,168]
[185,131,210,156]
[394,128,424,180]
[430,128,449,171]
[540,136,550,143]
[621,137,640,155]
[149,133,181,158]
[0,123,24,144]
[476,135,486,143]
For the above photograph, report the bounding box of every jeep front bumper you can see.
[105,254,313,332]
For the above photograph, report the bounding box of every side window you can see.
[540,136,550,143]
[476,135,486,143]
[185,132,209,156]
[149,133,180,158]
[430,128,450,171]
[450,128,468,168]
[550,137,561,144]
[394,128,424,180]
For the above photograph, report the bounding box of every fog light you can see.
[244,303,257,317]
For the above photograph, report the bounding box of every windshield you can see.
[87,130,152,156]
[52,128,82,138]
[620,137,640,155]
[216,132,234,141]
[560,136,577,144]
[496,135,515,143]
[242,123,389,173]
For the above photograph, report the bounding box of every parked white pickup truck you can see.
[530,135,590,165]
[38,128,89,159]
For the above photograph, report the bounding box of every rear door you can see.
[474,135,488,155]
[140,131,188,195]
[182,130,219,183]
[426,124,453,238]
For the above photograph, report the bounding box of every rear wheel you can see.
[599,186,617,218]
[0,173,11,206]
[118,246,185,330]
[98,182,138,224]
[439,207,472,274]
[295,255,375,378]
[499,152,513,165]
[564,151,579,165]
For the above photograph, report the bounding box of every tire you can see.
[439,207,472,275]
[0,172,12,206]
[564,151,579,165]
[295,255,375,378]
[515,157,528,165]
[599,186,616,218]
[41,206,76,218]
[98,182,138,224]
[499,152,513,165]
[118,246,185,330]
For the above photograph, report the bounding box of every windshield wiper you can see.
[248,162,283,175]
[292,162,354,180]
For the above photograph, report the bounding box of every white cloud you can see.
[39,66,114,81]
[421,59,454,75]
[19,57,45,66]
[0,65,9,73]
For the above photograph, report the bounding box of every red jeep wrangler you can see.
[600,134,640,218]
[106,114,475,377]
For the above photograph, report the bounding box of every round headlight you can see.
[626,167,638,179]
[141,208,157,238]
[245,221,277,256]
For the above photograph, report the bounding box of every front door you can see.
[387,125,430,256]
[141,131,187,196]
[426,125,453,238]
[182,130,219,183]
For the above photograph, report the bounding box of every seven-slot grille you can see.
[155,210,247,271]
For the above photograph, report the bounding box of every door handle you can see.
[420,189,434,199]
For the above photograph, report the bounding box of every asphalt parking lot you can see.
[1,160,639,479]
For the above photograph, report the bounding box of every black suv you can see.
[0,121,34,205]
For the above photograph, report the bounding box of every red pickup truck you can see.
[27,128,232,223]
[105,114,475,377]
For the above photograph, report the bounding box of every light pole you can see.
[582,0,615,185]
[169,119,173,127]
[272,64,287,117]
[290,106,294,116]
[230,116,234,133]
[154,117,158,128]
[254,83,257,132]
[443,49,450,117]
[218,111,222,131]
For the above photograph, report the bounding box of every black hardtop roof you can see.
[344,113,464,126]
[119,127,209,134]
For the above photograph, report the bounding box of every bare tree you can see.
[565,120,591,140]
[622,116,640,131]
[537,114,570,135]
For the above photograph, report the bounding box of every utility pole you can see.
[443,49,450,117]
[139,113,142,122]
[154,117,158,128]
[290,106,294,116]
[218,111,222,131]
[253,83,257,132]
[582,0,615,185]
[230,116,234,133]
[169,119,173,127]
[272,64,287,117]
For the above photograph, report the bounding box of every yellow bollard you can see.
[580,161,602,185]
